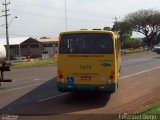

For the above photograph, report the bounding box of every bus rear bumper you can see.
[58,83,116,92]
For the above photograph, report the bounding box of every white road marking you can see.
[0,66,160,96]
[14,76,38,81]
[38,66,160,102]
[38,93,69,102]
[119,66,160,79]
[34,78,40,81]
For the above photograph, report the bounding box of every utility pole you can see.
[1,0,11,61]
[112,16,120,32]
[112,16,120,23]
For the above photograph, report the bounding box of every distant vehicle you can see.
[0,43,12,86]
[153,43,160,54]
[0,43,6,63]
[57,30,121,92]
[121,49,126,54]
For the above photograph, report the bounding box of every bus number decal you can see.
[80,65,92,70]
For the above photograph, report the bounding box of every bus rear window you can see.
[59,33,113,54]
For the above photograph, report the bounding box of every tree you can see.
[123,35,132,48]
[103,27,111,31]
[112,21,131,34]
[131,38,142,49]
[124,9,160,47]
[156,33,160,44]
[112,21,132,48]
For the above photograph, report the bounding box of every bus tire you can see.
[119,66,121,73]
[116,83,119,89]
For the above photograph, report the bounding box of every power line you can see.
[12,1,112,19]
[13,1,55,10]
[10,1,113,24]
[11,8,112,23]
[0,24,5,27]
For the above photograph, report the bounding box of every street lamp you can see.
[9,16,18,27]
[0,16,17,28]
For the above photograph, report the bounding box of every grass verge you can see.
[124,49,145,55]
[11,49,148,69]
[135,101,160,115]
[123,101,160,120]
[11,58,57,69]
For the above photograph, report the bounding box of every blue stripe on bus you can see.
[58,83,116,92]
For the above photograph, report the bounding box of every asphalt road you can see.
[0,52,160,120]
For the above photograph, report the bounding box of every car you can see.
[153,43,160,54]
[121,49,126,54]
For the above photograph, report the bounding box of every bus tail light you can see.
[108,71,115,84]
[58,70,64,79]
[59,75,63,79]
[109,75,114,80]
[58,74,64,83]
[110,71,115,79]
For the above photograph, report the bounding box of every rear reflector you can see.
[59,75,63,79]
[109,75,114,80]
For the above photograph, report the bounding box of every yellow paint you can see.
[57,30,121,86]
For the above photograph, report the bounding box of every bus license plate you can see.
[81,76,91,80]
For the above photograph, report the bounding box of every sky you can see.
[0,0,160,39]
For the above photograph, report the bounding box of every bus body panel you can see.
[58,54,116,92]
[57,30,121,92]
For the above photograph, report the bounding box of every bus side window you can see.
[117,38,120,53]
[115,38,118,59]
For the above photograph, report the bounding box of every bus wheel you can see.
[119,66,121,73]
[115,83,118,90]
[116,83,119,89]
[111,83,118,93]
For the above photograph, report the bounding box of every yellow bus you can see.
[57,29,121,92]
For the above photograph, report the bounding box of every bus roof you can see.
[60,30,116,36]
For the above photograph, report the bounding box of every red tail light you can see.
[58,70,63,79]
[109,71,115,80]
[59,74,63,79]
[109,75,114,80]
